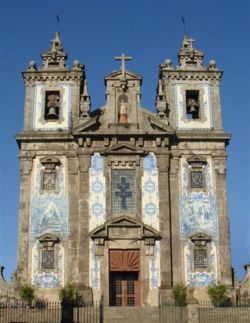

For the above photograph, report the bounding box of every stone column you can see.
[157,152,172,288]
[169,153,182,284]
[17,156,33,284]
[214,156,232,285]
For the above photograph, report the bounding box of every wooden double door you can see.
[109,250,141,306]
[110,271,140,306]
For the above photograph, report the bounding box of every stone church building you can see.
[15,32,233,304]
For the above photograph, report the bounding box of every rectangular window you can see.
[42,250,54,270]
[186,90,200,119]
[194,247,207,270]
[44,91,60,120]
[42,172,56,191]
[191,170,204,189]
[111,169,136,214]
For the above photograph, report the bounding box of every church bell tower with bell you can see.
[15,32,233,303]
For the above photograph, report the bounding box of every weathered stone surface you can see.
[8,33,234,307]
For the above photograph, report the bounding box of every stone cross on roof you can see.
[115,53,132,77]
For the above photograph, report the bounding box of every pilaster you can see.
[169,152,182,284]
[17,156,33,283]
[67,155,79,284]
[214,156,232,285]
[157,152,172,287]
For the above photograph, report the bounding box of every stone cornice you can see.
[15,132,73,147]
[22,69,84,85]
[175,130,231,144]
[159,69,223,82]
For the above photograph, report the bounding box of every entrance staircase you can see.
[104,306,159,323]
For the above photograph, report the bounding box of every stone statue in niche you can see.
[118,94,129,124]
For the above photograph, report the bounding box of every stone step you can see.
[103,306,159,323]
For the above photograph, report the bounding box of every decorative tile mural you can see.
[31,242,64,287]
[142,153,159,231]
[89,239,100,289]
[33,83,71,130]
[149,241,160,289]
[184,242,217,287]
[89,153,106,232]
[179,158,219,286]
[175,82,213,130]
[30,157,68,287]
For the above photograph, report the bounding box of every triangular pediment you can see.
[101,143,145,156]
[72,116,99,134]
[37,233,60,242]
[90,216,160,240]
[105,70,142,82]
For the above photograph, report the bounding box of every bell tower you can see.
[156,35,232,288]
[16,32,90,298]
[22,31,90,132]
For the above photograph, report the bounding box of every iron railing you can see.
[159,302,187,323]
[0,302,101,323]
[198,301,250,323]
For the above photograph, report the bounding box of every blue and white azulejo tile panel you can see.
[179,157,219,286]
[89,239,100,290]
[30,157,68,242]
[142,153,159,231]
[149,241,161,289]
[89,153,106,231]
[184,241,217,287]
[30,157,68,287]
[31,242,64,287]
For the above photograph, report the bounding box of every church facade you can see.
[15,32,233,304]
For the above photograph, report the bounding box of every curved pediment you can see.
[90,216,160,241]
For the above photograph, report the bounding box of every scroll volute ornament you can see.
[110,250,140,271]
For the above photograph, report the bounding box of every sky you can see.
[0,0,249,282]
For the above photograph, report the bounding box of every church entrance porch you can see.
[109,250,140,306]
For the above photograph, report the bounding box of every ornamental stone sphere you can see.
[73,59,80,67]
[209,60,217,69]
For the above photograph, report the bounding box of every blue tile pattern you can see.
[89,153,106,231]
[89,240,100,289]
[142,153,159,230]
[149,242,160,289]
[30,158,68,287]
[180,160,219,287]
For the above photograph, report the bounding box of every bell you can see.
[47,106,58,118]
[189,105,197,113]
